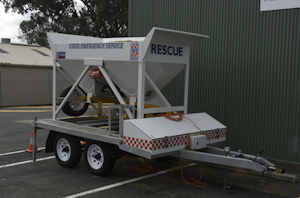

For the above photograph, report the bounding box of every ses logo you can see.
[56,52,65,59]
[151,44,183,56]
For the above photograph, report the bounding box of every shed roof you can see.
[0,43,53,67]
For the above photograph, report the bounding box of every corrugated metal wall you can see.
[129,0,300,163]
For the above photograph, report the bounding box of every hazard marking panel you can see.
[203,129,226,140]
[123,135,187,151]
[130,42,139,60]
[153,136,187,150]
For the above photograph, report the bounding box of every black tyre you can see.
[84,141,115,176]
[54,134,82,168]
[60,85,89,116]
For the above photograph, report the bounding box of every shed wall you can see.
[129,0,300,162]
[0,65,69,106]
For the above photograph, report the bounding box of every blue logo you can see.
[56,52,65,59]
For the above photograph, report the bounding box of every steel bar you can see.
[56,67,98,111]
[32,116,37,162]
[98,66,133,119]
[55,66,90,116]
[145,72,172,107]
[176,150,268,172]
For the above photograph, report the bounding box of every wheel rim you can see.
[87,144,104,170]
[70,91,85,111]
[56,138,71,162]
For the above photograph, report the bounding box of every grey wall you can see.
[129,0,300,163]
[0,65,69,106]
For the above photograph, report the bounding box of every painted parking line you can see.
[0,147,45,157]
[0,110,52,112]
[63,163,197,198]
[0,156,55,169]
[10,106,58,109]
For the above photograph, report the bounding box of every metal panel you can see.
[129,0,300,163]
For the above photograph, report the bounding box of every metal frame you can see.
[52,58,135,120]
[108,104,135,138]
[174,150,268,172]
[137,47,145,118]
[55,66,90,117]
[53,59,93,119]
[98,66,133,119]
[145,72,172,108]
[203,146,275,167]
[32,117,276,173]
[52,59,56,119]
[56,66,98,110]
[35,119,122,145]
[137,45,189,118]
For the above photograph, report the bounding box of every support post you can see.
[108,107,112,134]
[52,59,57,120]
[137,43,145,118]
[32,116,37,162]
[119,105,124,138]
[183,63,189,114]
[222,147,231,190]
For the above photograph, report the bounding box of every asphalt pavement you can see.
[0,105,299,198]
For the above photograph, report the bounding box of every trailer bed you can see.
[35,118,122,145]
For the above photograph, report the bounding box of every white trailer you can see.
[32,27,282,185]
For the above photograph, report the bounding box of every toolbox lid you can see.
[125,113,226,139]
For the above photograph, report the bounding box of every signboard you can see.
[261,0,300,11]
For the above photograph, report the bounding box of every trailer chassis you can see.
[31,116,279,188]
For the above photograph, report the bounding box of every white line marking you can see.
[0,147,45,156]
[0,156,55,169]
[64,163,197,198]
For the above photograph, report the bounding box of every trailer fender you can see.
[107,143,125,159]
[46,131,58,153]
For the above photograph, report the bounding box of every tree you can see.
[0,0,128,46]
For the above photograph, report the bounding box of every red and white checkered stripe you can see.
[123,136,152,150]
[152,136,187,150]
[123,135,187,151]
[203,129,226,140]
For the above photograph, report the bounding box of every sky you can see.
[0,1,84,44]
[0,4,31,43]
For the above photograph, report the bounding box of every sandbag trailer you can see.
[32,27,282,187]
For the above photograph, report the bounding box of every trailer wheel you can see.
[54,134,82,168]
[84,141,115,176]
[60,85,89,116]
